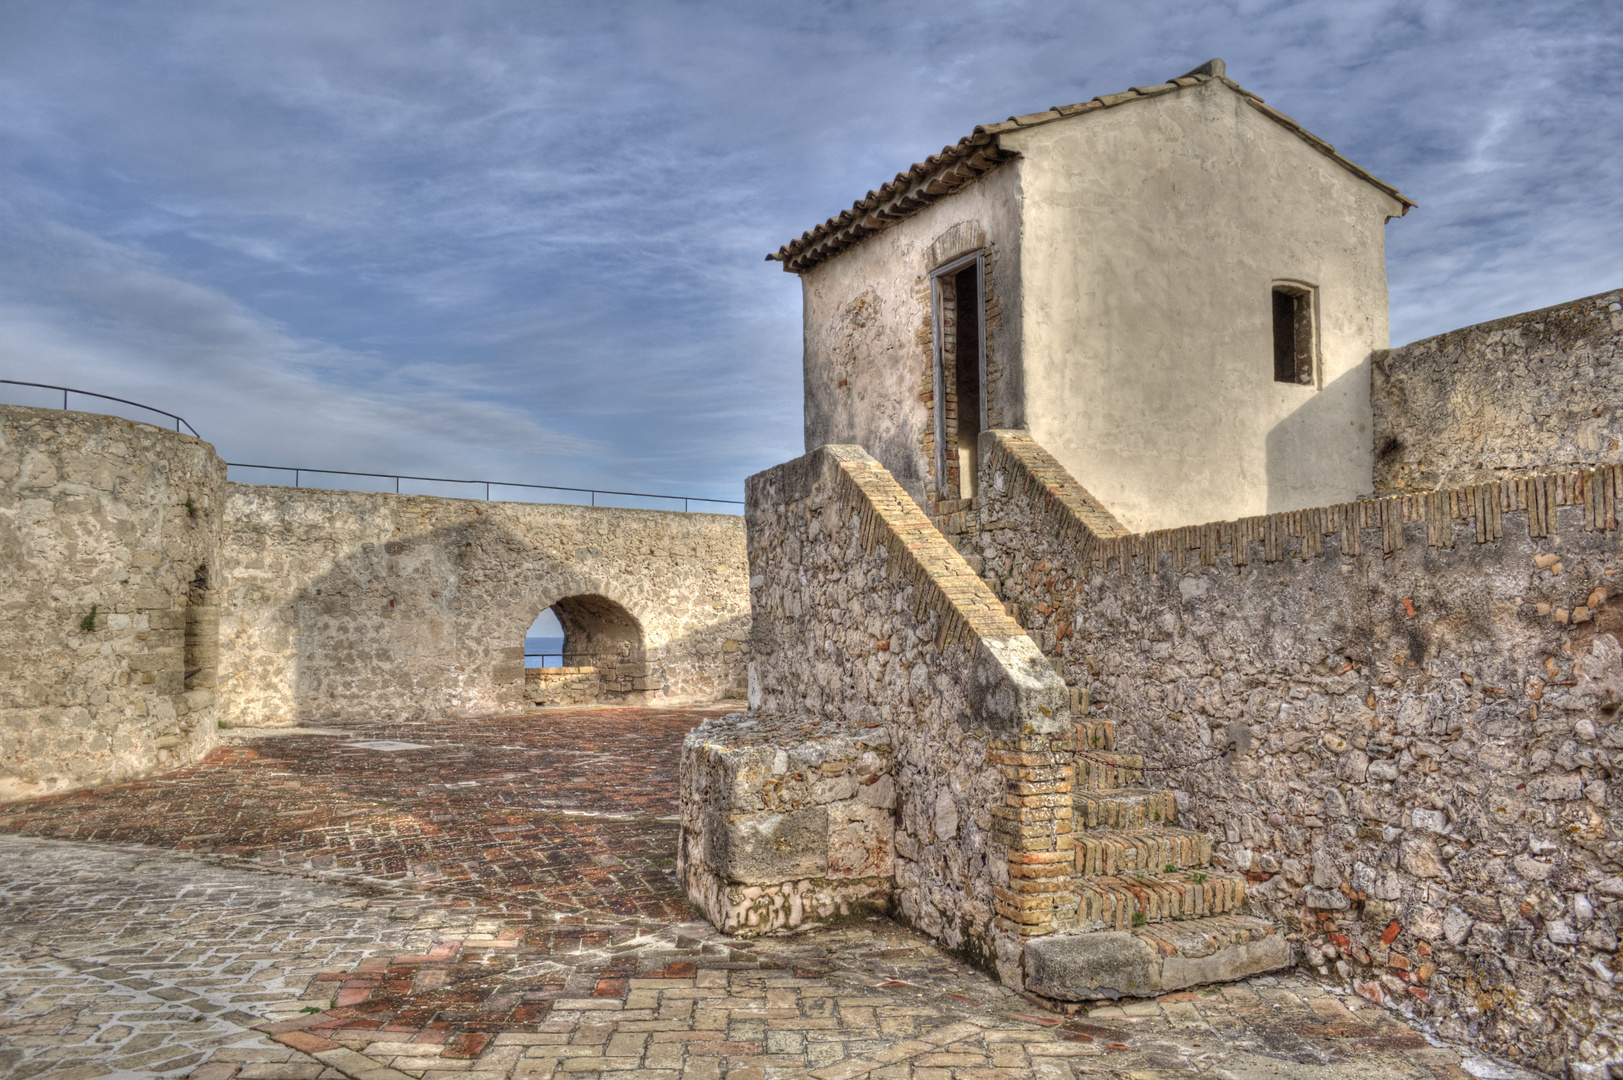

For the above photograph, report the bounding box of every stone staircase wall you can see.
[685,444,1072,985]
[967,428,1623,1075]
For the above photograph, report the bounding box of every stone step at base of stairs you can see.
[1025,914,1289,1001]
[1074,787,1177,829]
[1076,826,1213,877]
[1076,870,1247,930]
[1074,751,1145,790]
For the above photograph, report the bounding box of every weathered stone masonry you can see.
[3,404,752,800]
[222,484,748,725]
[680,445,1071,987]
[970,428,1622,1076]
[1,407,226,801]
[1374,289,1623,494]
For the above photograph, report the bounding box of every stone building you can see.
[684,56,1623,1077]
[775,58,1412,533]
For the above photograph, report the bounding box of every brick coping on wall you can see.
[986,429,1623,583]
[731,445,1074,980]
[828,445,1033,653]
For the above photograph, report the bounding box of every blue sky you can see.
[2,1,1618,506]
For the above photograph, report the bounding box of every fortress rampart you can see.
[221,483,748,726]
[969,427,1622,1072]
[1,406,226,801]
[2,404,751,801]
[1374,290,1623,493]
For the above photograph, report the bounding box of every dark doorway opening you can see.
[953,262,983,498]
[931,251,985,500]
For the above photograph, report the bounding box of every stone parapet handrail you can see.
[734,444,1073,984]
[832,446,1034,654]
[980,430,1132,555]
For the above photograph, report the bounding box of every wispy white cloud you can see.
[0,0,1617,500]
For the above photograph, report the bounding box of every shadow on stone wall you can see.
[219,487,750,726]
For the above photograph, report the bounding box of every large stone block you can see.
[1162,933,1291,992]
[1024,919,1290,1000]
[708,808,829,884]
[1024,932,1160,999]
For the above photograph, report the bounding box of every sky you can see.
[1,1,1619,508]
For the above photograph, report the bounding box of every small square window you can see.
[1272,284,1316,385]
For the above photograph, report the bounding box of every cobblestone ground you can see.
[1,708,1541,1080]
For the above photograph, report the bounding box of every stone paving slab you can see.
[0,708,1548,1080]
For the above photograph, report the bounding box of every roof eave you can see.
[768,62,1415,273]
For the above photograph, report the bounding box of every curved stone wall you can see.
[2,402,752,795]
[1,406,226,801]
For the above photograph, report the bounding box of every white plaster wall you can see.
[1004,79,1404,532]
[799,162,1025,504]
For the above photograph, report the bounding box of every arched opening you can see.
[522,594,653,705]
[524,607,566,668]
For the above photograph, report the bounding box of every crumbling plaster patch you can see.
[800,163,1024,507]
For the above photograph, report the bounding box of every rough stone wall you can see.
[722,444,1071,985]
[1,406,225,801]
[220,485,749,724]
[679,711,897,935]
[523,668,599,707]
[970,429,1622,1076]
[1374,289,1623,494]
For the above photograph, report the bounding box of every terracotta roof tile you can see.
[767,59,1414,274]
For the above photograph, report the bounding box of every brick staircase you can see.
[926,489,1287,998]
[1024,716,1290,1000]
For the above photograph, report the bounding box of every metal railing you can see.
[0,380,200,437]
[226,463,742,511]
[524,652,590,667]
[0,379,742,512]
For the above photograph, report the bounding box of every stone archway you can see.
[524,593,653,706]
[545,591,645,698]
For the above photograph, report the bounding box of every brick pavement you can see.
[0,708,1542,1080]
[0,707,720,922]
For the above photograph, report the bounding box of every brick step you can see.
[1074,787,1177,829]
[1073,750,1144,790]
[1074,720,1115,752]
[1075,826,1213,877]
[1075,870,1247,931]
[1025,914,1289,1000]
